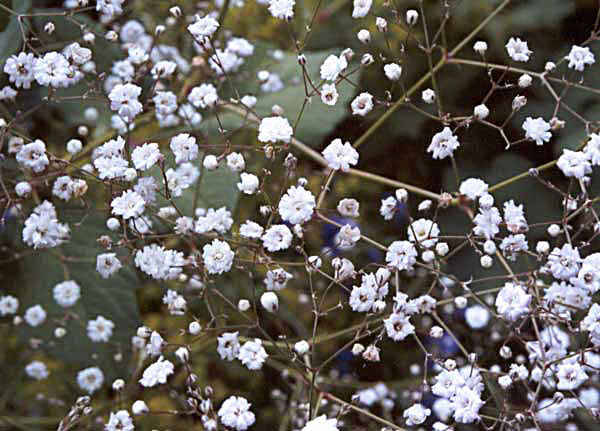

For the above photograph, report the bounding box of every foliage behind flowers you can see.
[1,0,600,430]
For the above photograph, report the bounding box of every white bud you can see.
[188,321,202,335]
[518,74,533,88]
[106,217,120,231]
[351,343,364,355]
[137,326,151,338]
[361,53,374,66]
[429,326,443,338]
[15,182,32,197]
[375,17,387,32]
[406,9,419,25]
[260,292,279,312]
[435,242,449,256]
[454,296,468,309]
[66,139,83,155]
[112,379,125,391]
[54,327,67,338]
[422,88,436,104]
[203,155,218,170]
[357,29,371,44]
[536,241,550,254]
[499,345,512,359]
[480,255,493,268]
[548,224,560,237]
[44,22,55,34]
[545,61,556,72]
[498,375,512,389]
[473,41,488,55]
[155,25,166,36]
[132,400,149,415]
[372,300,386,313]
[444,359,456,370]
[473,104,489,120]
[483,240,496,255]
[83,32,95,44]
[422,250,435,263]
[77,125,88,136]
[294,340,310,355]
[238,299,251,312]
[175,347,189,363]
[169,5,182,17]
[418,199,432,211]
[395,188,408,202]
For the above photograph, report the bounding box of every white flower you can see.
[408,218,439,248]
[217,332,240,360]
[352,0,372,18]
[384,312,415,341]
[386,240,417,271]
[495,282,531,321]
[522,117,551,145]
[16,140,49,173]
[335,224,361,249]
[264,268,293,291]
[87,315,115,342]
[302,415,339,431]
[34,52,73,88]
[320,54,348,81]
[547,243,581,280]
[262,224,293,251]
[459,178,488,200]
[131,142,161,171]
[557,149,591,179]
[383,63,402,80]
[0,295,18,316]
[226,152,245,172]
[145,331,164,356]
[351,92,374,116]
[97,0,125,17]
[268,0,295,19]
[218,396,255,431]
[77,366,104,394]
[3,52,36,88]
[139,356,174,387]
[108,83,143,123]
[565,45,595,71]
[53,280,81,307]
[584,133,600,165]
[24,304,46,327]
[188,84,218,109]
[427,127,459,159]
[505,37,532,62]
[380,196,397,220]
[258,116,293,143]
[22,201,70,249]
[97,253,123,278]
[237,172,260,194]
[111,190,145,219]
[188,16,219,42]
[278,185,315,224]
[202,239,235,274]
[403,403,431,426]
[337,198,360,217]
[239,220,264,238]
[66,139,83,155]
[105,410,134,431]
[238,338,268,369]
[153,91,177,117]
[452,386,484,423]
[322,138,359,171]
[321,83,339,106]
[170,133,198,163]
[556,361,588,390]
[473,104,489,120]
[25,361,49,380]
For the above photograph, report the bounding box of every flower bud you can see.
[260,291,279,312]
[238,299,250,312]
[189,321,202,335]
[294,340,310,355]
[406,9,419,26]
[132,400,149,415]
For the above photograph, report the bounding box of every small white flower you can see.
[132,142,161,171]
[565,45,595,71]
[427,127,459,159]
[268,0,295,19]
[351,92,374,116]
[506,37,532,62]
[320,54,348,81]
[237,172,260,194]
[322,138,359,171]
[202,239,234,274]
[352,0,372,18]
[77,366,104,394]
[320,83,339,106]
[383,63,402,81]
[258,116,293,143]
[218,396,255,431]
[522,117,551,146]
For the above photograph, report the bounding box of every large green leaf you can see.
[4,208,141,381]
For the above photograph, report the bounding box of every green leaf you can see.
[5,208,141,381]
[0,0,31,67]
